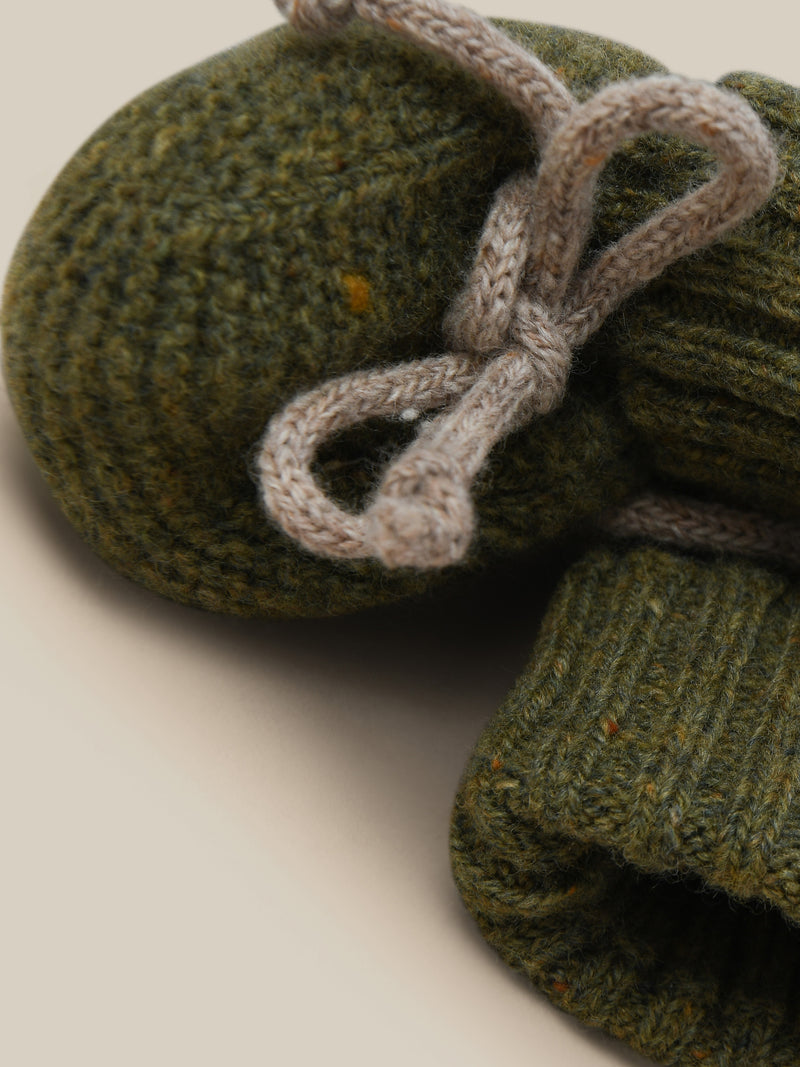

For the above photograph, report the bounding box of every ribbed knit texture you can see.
[608,75,800,518]
[3,19,799,615]
[452,543,800,1065]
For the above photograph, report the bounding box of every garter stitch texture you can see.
[1,20,656,616]
[3,17,799,615]
[451,542,800,1065]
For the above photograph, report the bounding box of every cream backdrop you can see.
[1,2,797,1065]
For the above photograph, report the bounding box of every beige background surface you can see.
[1,2,797,1065]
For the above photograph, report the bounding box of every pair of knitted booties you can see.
[4,1,800,1063]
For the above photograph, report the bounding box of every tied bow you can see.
[257,0,778,569]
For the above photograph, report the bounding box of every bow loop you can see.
[257,0,779,569]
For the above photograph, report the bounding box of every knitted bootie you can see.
[452,542,800,1065]
[3,10,798,616]
[0,20,652,617]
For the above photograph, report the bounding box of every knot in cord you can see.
[506,298,573,415]
[257,0,779,570]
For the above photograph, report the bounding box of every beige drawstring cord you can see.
[257,0,780,570]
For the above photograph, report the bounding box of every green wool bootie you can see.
[3,5,798,616]
[1,19,652,617]
[452,543,800,1065]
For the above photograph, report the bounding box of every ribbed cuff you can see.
[612,71,800,520]
[452,543,800,1065]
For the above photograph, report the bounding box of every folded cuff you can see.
[452,543,800,1065]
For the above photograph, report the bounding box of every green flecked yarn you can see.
[3,19,800,617]
[608,74,800,517]
[452,543,800,1065]
[1,20,657,618]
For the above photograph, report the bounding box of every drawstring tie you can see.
[257,0,779,569]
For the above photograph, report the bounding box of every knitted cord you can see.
[600,495,800,573]
[274,0,574,139]
[258,0,779,569]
